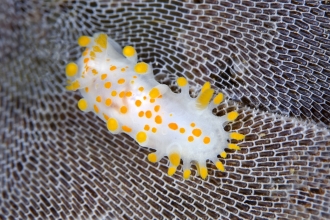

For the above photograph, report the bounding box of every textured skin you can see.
[1,0,330,219]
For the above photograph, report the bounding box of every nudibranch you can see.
[65,33,244,179]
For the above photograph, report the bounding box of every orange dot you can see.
[154,105,160,112]
[135,100,142,107]
[103,114,109,121]
[111,91,117,96]
[122,125,132,132]
[105,98,112,106]
[179,128,185,134]
[190,123,195,127]
[126,91,132,97]
[96,96,102,102]
[101,74,107,80]
[150,99,155,103]
[92,69,98,75]
[168,123,178,130]
[192,128,202,137]
[152,127,157,133]
[155,115,162,124]
[94,104,99,113]
[203,137,210,144]
[121,67,126,72]
[188,136,194,142]
[84,58,89,63]
[146,111,152,119]
[138,111,144,117]
[118,78,125,84]
[85,87,89,93]
[120,106,128,114]
[82,48,89,56]
[110,66,117,71]
[119,91,125,98]
[104,82,111,89]
[90,51,96,58]
[144,125,150,131]
[138,87,144,92]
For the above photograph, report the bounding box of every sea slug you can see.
[65,33,244,179]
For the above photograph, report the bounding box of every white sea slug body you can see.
[65,33,244,180]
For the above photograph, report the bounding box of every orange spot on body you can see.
[120,106,128,114]
[155,115,162,124]
[101,74,107,80]
[154,105,160,112]
[122,125,132,132]
[110,66,117,71]
[118,78,125,84]
[105,98,112,106]
[192,128,202,137]
[96,96,102,102]
[92,69,98,75]
[104,82,111,89]
[111,91,117,96]
[144,125,150,131]
[119,91,125,98]
[94,104,99,113]
[168,123,178,130]
[138,111,144,117]
[103,114,109,121]
[82,49,89,56]
[146,111,152,118]
[203,137,210,144]
[135,100,141,107]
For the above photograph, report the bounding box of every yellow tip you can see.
[147,153,157,163]
[183,169,191,180]
[201,82,211,93]
[215,161,225,172]
[77,36,91,47]
[196,88,215,109]
[77,99,88,111]
[177,77,187,87]
[94,33,107,49]
[168,166,177,176]
[169,153,181,167]
[136,131,147,144]
[65,62,78,77]
[213,93,224,105]
[228,143,241,151]
[66,80,80,91]
[220,151,227,158]
[65,84,74,91]
[134,62,148,74]
[107,118,119,132]
[230,132,245,140]
[122,45,136,57]
[199,167,208,179]
[149,87,160,99]
[227,111,239,121]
